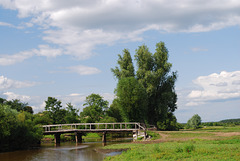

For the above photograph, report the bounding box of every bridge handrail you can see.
[42,122,146,132]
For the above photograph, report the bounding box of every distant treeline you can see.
[219,118,240,123]
[202,119,240,126]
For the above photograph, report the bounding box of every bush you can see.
[186,114,201,129]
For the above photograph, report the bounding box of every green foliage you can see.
[0,104,42,152]
[45,97,67,124]
[111,42,178,129]
[65,103,79,123]
[115,77,147,122]
[186,114,202,129]
[80,93,109,123]
[111,49,135,79]
[220,118,240,123]
[0,98,33,114]
[33,111,53,125]
[106,99,123,122]
[157,112,179,130]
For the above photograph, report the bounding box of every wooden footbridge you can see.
[42,122,147,145]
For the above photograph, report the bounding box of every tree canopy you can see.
[80,93,109,123]
[187,114,202,129]
[112,42,178,130]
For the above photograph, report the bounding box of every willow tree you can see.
[112,42,178,130]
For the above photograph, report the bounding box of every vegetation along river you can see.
[0,138,132,161]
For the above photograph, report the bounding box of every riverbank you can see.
[100,126,240,160]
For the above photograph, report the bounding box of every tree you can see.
[33,111,53,125]
[112,42,178,129]
[80,94,109,123]
[111,49,135,79]
[4,99,29,112]
[23,106,33,114]
[115,77,147,122]
[135,42,177,127]
[187,114,202,129]
[45,97,66,124]
[65,103,79,123]
[107,99,123,122]
[0,104,42,152]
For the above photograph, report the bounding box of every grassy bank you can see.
[103,126,240,160]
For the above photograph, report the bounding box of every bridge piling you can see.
[75,132,83,143]
[54,133,61,145]
[102,131,106,143]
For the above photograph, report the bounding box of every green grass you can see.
[104,136,240,161]
[103,126,240,161]
[147,131,161,140]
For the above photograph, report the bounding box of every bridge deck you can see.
[41,122,149,144]
[42,122,146,135]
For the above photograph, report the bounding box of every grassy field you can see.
[102,126,240,161]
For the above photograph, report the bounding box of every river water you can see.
[0,138,131,161]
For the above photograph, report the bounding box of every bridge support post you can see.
[144,131,146,140]
[75,132,83,143]
[102,131,106,143]
[54,133,61,146]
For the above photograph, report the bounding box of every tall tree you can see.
[135,42,177,126]
[111,49,135,79]
[112,42,178,129]
[115,77,147,122]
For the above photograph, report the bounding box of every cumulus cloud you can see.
[0,75,37,91]
[67,65,101,75]
[187,71,240,106]
[1,0,240,61]
[3,92,31,102]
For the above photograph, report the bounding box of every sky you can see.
[0,0,239,123]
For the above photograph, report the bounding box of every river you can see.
[0,138,131,161]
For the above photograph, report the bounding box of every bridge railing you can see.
[42,122,146,132]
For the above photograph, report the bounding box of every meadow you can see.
[103,126,240,161]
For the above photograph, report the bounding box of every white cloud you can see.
[0,51,33,66]
[3,92,31,102]
[32,44,62,57]
[187,71,240,106]
[1,0,240,61]
[0,45,62,65]
[0,75,37,91]
[67,65,101,75]
[0,21,15,28]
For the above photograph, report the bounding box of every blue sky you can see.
[0,0,239,123]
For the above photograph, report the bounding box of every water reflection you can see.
[0,138,132,161]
